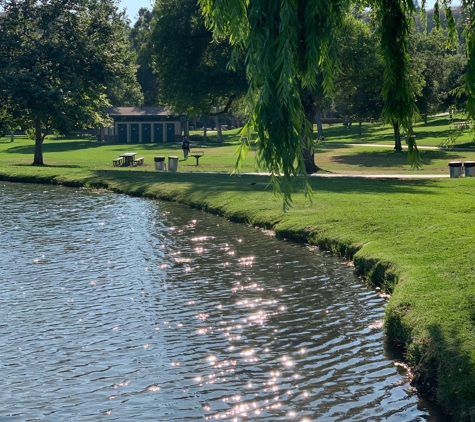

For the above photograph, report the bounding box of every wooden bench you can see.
[133,157,144,166]
[454,122,470,129]
[113,157,123,166]
[190,150,204,166]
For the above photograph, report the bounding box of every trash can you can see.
[448,161,463,178]
[168,156,179,172]
[154,156,165,171]
[464,161,475,177]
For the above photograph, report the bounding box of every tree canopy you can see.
[147,0,248,125]
[129,7,159,106]
[333,15,384,132]
[0,0,138,164]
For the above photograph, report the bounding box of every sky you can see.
[119,0,153,22]
[0,1,154,23]
[0,0,465,24]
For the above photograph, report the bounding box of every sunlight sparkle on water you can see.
[281,355,294,368]
[238,256,254,267]
[192,236,209,242]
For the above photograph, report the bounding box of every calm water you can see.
[0,182,446,421]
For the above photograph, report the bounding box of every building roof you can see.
[104,107,176,117]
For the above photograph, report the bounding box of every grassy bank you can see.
[1,117,475,420]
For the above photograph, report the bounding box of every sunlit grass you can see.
[2,114,475,176]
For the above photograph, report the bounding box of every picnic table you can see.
[121,152,137,166]
[112,152,144,167]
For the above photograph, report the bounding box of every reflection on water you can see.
[0,183,447,421]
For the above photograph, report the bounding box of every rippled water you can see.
[0,182,446,421]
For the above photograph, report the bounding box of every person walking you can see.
[182,136,190,160]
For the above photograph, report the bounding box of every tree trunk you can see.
[216,120,222,142]
[358,120,362,136]
[203,125,207,143]
[214,106,223,142]
[393,120,402,151]
[303,103,319,174]
[33,116,44,165]
[315,111,324,138]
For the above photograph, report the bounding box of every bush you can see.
[25,127,36,140]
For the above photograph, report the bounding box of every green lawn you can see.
[319,113,475,147]
[1,116,475,420]
[2,114,475,176]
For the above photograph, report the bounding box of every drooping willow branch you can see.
[200,0,475,206]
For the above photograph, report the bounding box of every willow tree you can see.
[200,0,343,207]
[200,0,475,206]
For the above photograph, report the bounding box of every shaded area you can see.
[70,169,444,197]
[1,139,225,156]
[330,149,466,168]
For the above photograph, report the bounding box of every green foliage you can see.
[0,0,137,164]
[0,106,17,136]
[377,0,417,131]
[409,27,467,123]
[200,0,344,209]
[462,2,475,120]
[105,76,144,107]
[148,0,247,116]
[24,127,36,141]
[129,8,159,106]
[333,15,384,124]
[201,0,475,204]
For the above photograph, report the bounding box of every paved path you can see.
[233,171,452,179]
[310,172,450,179]
[327,143,475,152]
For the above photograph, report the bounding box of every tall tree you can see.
[333,15,384,135]
[197,0,367,206]
[410,29,448,123]
[148,0,248,139]
[129,8,159,106]
[0,0,137,165]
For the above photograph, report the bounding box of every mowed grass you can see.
[1,116,475,420]
[0,130,260,173]
[2,114,475,175]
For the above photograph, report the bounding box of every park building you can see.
[100,107,189,143]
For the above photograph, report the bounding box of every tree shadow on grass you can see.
[6,141,109,155]
[413,129,460,140]
[331,149,466,168]
[3,140,203,155]
[84,169,443,197]
[14,164,83,169]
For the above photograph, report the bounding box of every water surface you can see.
[0,183,446,421]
